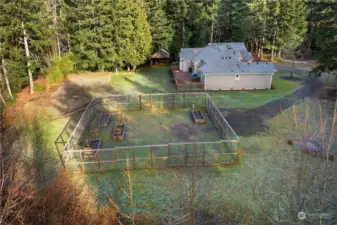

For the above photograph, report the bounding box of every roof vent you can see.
[222,57,224,59]
[229,57,231,59]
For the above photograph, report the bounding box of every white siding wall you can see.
[182,60,191,72]
[204,74,273,90]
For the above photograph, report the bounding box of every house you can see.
[150,48,170,66]
[179,43,276,90]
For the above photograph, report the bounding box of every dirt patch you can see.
[171,123,198,141]
[315,87,337,101]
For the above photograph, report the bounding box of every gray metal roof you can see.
[201,60,276,75]
[180,43,270,75]
[208,42,248,51]
[179,48,203,60]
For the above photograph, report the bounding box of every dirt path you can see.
[221,78,324,136]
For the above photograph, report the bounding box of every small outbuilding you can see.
[150,48,170,66]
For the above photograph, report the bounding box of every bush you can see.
[33,83,44,92]
[271,84,276,89]
[46,54,75,84]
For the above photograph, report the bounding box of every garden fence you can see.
[55,92,241,173]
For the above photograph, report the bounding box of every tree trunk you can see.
[0,89,5,105]
[1,59,13,99]
[0,40,14,99]
[291,53,295,78]
[67,34,71,53]
[132,65,137,71]
[22,22,34,94]
[54,0,61,56]
[210,22,214,43]
[115,65,118,73]
[182,20,185,48]
[271,31,276,61]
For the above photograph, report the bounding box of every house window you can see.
[235,74,240,81]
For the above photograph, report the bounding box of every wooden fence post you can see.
[115,150,119,168]
[183,92,186,108]
[172,93,175,109]
[133,149,136,169]
[97,151,101,171]
[237,141,241,164]
[150,146,153,168]
[139,95,142,110]
[160,95,163,109]
[185,144,188,166]
[79,152,84,172]
[203,146,205,166]
[168,145,171,167]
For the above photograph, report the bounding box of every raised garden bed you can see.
[98,112,111,127]
[83,138,101,159]
[192,110,205,124]
[112,122,125,141]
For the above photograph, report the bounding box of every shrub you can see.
[46,54,75,84]
[271,84,276,89]
[33,83,44,92]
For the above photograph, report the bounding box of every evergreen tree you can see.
[145,0,172,51]
[63,1,101,70]
[0,0,52,94]
[307,0,337,74]
[277,0,307,56]
[217,0,250,42]
[165,1,190,60]
[112,0,152,71]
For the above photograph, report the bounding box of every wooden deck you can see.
[171,65,201,84]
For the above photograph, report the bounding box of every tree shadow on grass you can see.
[122,76,164,94]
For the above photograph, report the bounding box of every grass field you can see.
[209,72,302,108]
[110,67,302,109]
[83,108,221,148]
[49,65,334,222]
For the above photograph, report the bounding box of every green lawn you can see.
[50,66,318,221]
[209,72,302,108]
[110,66,176,95]
[83,108,221,149]
[111,67,302,109]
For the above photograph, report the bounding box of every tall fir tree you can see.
[0,0,52,94]
[165,0,190,60]
[277,0,307,56]
[145,0,172,51]
[307,0,337,74]
[112,0,152,71]
[63,0,101,70]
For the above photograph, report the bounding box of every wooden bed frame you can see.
[82,137,101,159]
[112,122,125,141]
[98,112,111,127]
[192,110,205,124]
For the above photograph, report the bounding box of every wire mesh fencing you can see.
[56,92,241,173]
[63,141,239,173]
